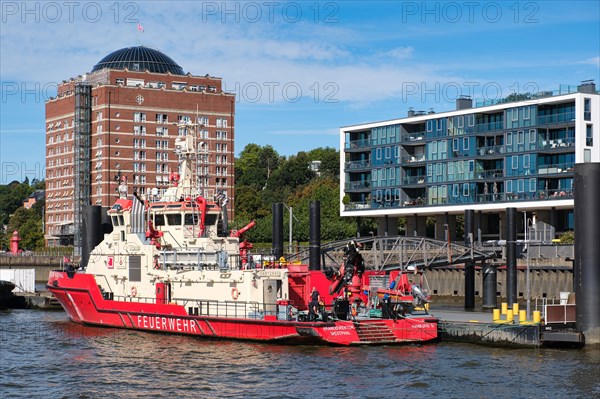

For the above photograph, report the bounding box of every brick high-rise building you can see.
[45,46,235,247]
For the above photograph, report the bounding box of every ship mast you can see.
[160,120,206,202]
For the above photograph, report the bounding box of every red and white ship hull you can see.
[48,271,438,346]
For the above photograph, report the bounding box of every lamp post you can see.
[282,203,298,255]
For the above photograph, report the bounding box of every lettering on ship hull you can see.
[136,315,198,334]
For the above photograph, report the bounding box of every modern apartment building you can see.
[340,82,599,241]
[45,46,235,246]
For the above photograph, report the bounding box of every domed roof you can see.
[92,46,185,75]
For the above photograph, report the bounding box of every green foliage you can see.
[558,230,574,244]
[6,207,45,250]
[0,181,35,225]
[235,144,282,190]
[233,144,361,244]
[0,179,45,250]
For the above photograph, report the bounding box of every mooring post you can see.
[574,163,600,344]
[464,209,475,310]
[506,207,518,307]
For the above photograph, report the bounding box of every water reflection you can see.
[1,310,598,399]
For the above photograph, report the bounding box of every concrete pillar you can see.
[434,214,456,241]
[405,214,426,237]
[377,216,398,237]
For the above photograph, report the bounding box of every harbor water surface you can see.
[1,310,598,399]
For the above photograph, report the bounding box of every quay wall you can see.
[0,256,62,283]
[426,267,572,300]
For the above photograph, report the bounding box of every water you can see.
[1,310,599,399]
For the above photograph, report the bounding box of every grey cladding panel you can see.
[129,256,141,282]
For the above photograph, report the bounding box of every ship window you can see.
[111,216,120,226]
[166,213,182,225]
[154,214,165,226]
[205,214,218,226]
[184,213,198,225]
[118,215,124,225]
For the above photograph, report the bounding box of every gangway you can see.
[291,235,497,271]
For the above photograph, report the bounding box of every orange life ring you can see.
[131,286,137,297]
[231,288,239,300]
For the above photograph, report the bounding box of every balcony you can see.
[344,181,371,191]
[401,132,426,143]
[344,201,372,210]
[477,144,505,156]
[402,154,426,164]
[476,169,504,179]
[345,139,371,151]
[539,137,575,150]
[537,162,574,175]
[537,111,575,125]
[474,121,503,133]
[345,159,371,171]
[400,176,426,185]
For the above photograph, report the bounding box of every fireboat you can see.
[48,122,437,345]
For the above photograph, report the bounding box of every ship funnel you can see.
[81,205,102,268]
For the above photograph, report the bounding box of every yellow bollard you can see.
[506,310,514,323]
[513,303,519,316]
[493,309,500,322]
[533,310,541,323]
[501,302,508,315]
[519,310,526,324]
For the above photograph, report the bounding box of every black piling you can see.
[82,205,102,268]
[272,203,284,259]
[309,200,321,271]
[464,209,475,309]
[574,163,600,344]
[482,260,497,309]
[506,207,518,306]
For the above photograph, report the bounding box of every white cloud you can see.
[578,57,600,67]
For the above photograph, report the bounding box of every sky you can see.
[1,0,599,184]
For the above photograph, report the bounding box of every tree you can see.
[235,144,282,190]
[0,180,34,225]
[270,152,315,190]
[6,207,44,250]
[307,147,339,178]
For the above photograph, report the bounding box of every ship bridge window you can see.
[205,214,218,226]
[154,214,165,226]
[166,213,182,225]
[184,213,199,226]
[111,216,120,226]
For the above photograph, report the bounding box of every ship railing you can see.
[178,299,293,320]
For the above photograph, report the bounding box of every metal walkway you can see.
[294,235,497,271]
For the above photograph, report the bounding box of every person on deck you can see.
[308,287,321,320]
